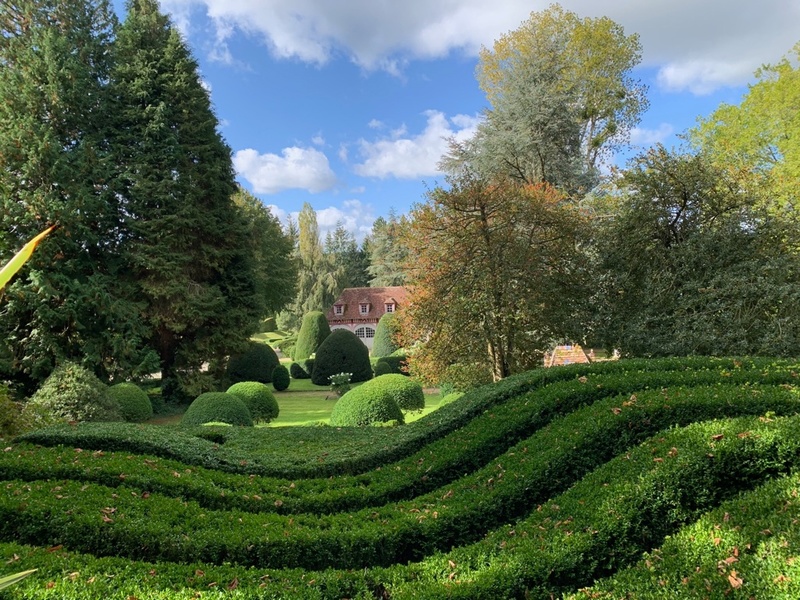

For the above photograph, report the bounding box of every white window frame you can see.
[334,304,343,315]
[359,303,369,315]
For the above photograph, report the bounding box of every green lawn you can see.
[147,379,442,427]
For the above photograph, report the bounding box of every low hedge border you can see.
[2,385,799,572]
[5,416,800,599]
[5,365,800,517]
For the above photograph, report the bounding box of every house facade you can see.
[326,286,408,351]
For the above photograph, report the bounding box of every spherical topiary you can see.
[107,382,153,422]
[272,364,290,391]
[226,382,279,423]
[374,354,408,376]
[290,362,310,379]
[293,311,331,362]
[311,329,372,386]
[372,312,401,358]
[367,374,425,411]
[28,362,121,423]
[227,342,280,384]
[329,384,404,427]
[181,392,253,427]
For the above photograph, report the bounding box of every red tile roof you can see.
[327,286,408,324]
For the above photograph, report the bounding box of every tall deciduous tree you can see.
[0,0,156,392]
[400,176,588,383]
[445,4,647,194]
[110,0,261,397]
[692,42,800,214]
[594,145,800,357]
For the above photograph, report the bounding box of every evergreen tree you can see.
[109,0,261,397]
[366,211,408,287]
[325,221,370,290]
[0,0,156,391]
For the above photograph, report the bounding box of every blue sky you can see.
[113,0,800,241]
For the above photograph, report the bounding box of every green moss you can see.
[107,382,153,422]
[181,392,253,427]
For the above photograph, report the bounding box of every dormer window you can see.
[334,304,344,316]
[385,303,395,313]
[359,303,370,315]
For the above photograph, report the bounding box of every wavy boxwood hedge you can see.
[181,392,253,427]
[4,415,800,599]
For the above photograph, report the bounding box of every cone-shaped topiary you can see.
[372,312,401,358]
[329,384,404,427]
[293,311,331,362]
[27,362,121,423]
[289,362,310,379]
[181,392,253,427]
[271,364,290,391]
[226,381,279,423]
[227,342,280,384]
[107,382,153,422]
[311,329,373,386]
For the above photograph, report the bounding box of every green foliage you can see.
[181,392,253,427]
[227,342,280,384]
[329,385,405,427]
[441,362,493,392]
[365,374,425,411]
[366,211,409,286]
[106,383,153,423]
[328,372,352,397]
[439,391,464,406]
[290,361,310,379]
[0,384,23,438]
[373,360,393,376]
[271,364,290,391]
[226,382,279,423]
[325,222,370,289]
[293,311,331,361]
[374,354,408,376]
[27,362,121,423]
[372,312,401,358]
[311,329,373,385]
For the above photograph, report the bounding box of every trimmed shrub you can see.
[290,362,310,379]
[259,317,277,333]
[372,312,400,358]
[373,361,393,377]
[312,329,373,385]
[27,362,121,422]
[329,385,404,427]
[304,358,316,378]
[227,342,280,384]
[272,364,290,391]
[374,354,408,376]
[367,374,425,411]
[293,311,331,362]
[439,391,464,406]
[181,392,253,427]
[107,383,153,423]
[226,382,279,423]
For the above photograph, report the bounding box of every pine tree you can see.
[325,221,370,290]
[0,0,156,391]
[366,211,408,287]
[109,0,262,397]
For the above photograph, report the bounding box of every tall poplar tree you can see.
[0,0,155,391]
[110,0,261,397]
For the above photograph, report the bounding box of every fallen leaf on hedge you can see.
[46,545,63,552]
[727,571,743,588]
[711,434,724,441]
[227,578,239,590]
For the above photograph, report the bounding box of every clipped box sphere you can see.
[181,392,253,427]
[329,384,405,427]
[226,381,279,423]
[108,382,153,422]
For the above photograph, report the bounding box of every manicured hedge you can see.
[226,381,279,423]
[311,329,373,385]
[107,382,153,422]
[293,311,331,362]
[181,392,254,427]
[374,354,408,375]
[371,312,400,358]
[289,361,310,379]
[227,342,280,384]
[272,364,290,391]
[329,384,405,427]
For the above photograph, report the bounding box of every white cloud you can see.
[311,134,325,146]
[233,146,338,194]
[164,0,800,94]
[354,110,482,179]
[629,123,675,147]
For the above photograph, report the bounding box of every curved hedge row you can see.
[4,415,800,598]
[6,363,799,517]
[3,384,800,573]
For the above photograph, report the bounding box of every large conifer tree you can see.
[109,0,261,397]
[0,0,156,391]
